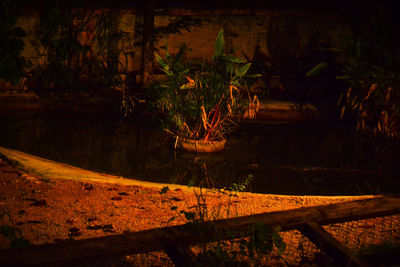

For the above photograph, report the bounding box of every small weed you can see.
[159,174,285,265]
[227,174,253,195]
[160,186,170,194]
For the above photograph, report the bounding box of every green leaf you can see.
[213,29,225,60]
[162,36,170,58]
[219,55,246,64]
[340,106,346,119]
[336,74,350,80]
[306,62,327,77]
[180,84,191,90]
[179,68,191,76]
[160,68,173,77]
[230,80,240,87]
[155,53,167,69]
[160,83,170,88]
[237,63,251,77]
[246,74,262,78]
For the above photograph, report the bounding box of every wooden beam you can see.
[300,222,369,266]
[0,196,399,266]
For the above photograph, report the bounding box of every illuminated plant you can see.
[337,9,400,138]
[153,29,260,141]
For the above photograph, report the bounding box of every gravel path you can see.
[0,153,395,266]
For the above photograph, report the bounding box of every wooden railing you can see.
[1,196,399,266]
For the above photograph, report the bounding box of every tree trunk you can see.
[140,0,154,90]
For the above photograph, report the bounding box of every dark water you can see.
[0,111,399,195]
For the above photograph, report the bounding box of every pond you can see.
[0,111,399,196]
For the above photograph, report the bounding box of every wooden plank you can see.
[0,196,399,266]
[164,245,196,267]
[300,222,368,266]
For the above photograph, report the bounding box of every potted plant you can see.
[152,30,258,152]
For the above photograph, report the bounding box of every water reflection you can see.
[0,111,399,195]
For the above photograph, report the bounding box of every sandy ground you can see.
[0,154,385,266]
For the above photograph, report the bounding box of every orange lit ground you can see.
[0,157,394,266]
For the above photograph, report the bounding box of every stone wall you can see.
[15,9,348,70]
[154,12,348,66]
[12,8,349,96]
